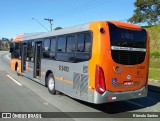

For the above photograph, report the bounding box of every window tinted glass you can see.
[15,43,20,50]
[77,33,85,52]
[56,53,74,62]
[108,23,146,48]
[51,38,56,51]
[75,53,91,62]
[12,43,20,59]
[85,33,91,52]
[57,36,66,52]
[67,36,75,52]
[44,39,50,51]
[27,41,32,61]
[77,33,91,52]
[31,41,34,61]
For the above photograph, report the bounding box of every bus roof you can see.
[13,21,142,42]
[22,23,90,41]
[12,34,24,42]
[13,32,45,42]
[108,21,142,30]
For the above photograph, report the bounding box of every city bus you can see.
[10,21,149,104]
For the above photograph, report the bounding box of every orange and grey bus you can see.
[10,21,149,104]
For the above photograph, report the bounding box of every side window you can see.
[51,38,56,52]
[31,41,34,61]
[57,36,66,52]
[27,41,33,61]
[56,35,75,62]
[43,39,51,59]
[49,38,56,59]
[66,35,75,52]
[77,32,91,53]
[44,39,50,51]
[13,42,20,59]
[85,33,91,52]
[77,33,85,52]
[75,32,92,62]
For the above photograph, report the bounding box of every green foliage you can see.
[54,27,63,30]
[0,37,10,51]
[146,25,160,51]
[151,51,160,58]
[149,68,160,80]
[128,0,160,25]
[145,24,160,71]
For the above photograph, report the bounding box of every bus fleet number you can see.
[59,65,69,72]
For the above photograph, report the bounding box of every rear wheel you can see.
[47,73,56,95]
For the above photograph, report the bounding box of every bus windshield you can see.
[108,23,147,49]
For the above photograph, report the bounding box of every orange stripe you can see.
[41,72,46,75]
[55,76,73,85]
[88,87,95,92]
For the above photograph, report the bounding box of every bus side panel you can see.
[41,59,93,102]
[60,61,89,101]
[25,61,34,80]
[41,59,64,91]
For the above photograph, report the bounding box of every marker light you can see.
[107,97,117,101]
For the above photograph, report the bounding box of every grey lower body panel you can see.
[93,86,148,104]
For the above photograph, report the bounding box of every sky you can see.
[0,0,136,39]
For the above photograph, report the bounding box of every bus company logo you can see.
[127,75,131,80]
[112,78,117,85]
[113,66,122,73]
[2,113,11,118]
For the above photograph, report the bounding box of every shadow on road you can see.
[148,84,160,93]
[72,89,160,114]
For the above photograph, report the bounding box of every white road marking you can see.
[7,54,11,60]
[126,100,144,107]
[43,102,48,105]
[7,75,22,86]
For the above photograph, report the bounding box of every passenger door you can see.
[21,43,27,72]
[34,42,42,78]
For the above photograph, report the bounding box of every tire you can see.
[47,73,56,95]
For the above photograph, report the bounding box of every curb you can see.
[149,79,160,83]
[148,80,160,93]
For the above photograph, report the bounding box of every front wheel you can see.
[47,73,56,95]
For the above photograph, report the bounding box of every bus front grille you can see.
[111,50,146,65]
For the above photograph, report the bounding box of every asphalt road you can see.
[0,51,160,121]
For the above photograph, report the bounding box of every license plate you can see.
[124,81,133,86]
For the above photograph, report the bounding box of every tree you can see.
[10,38,13,42]
[147,26,160,50]
[128,0,160,25]
[54,27,63,30]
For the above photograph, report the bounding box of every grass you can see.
[149,68,160,80]
[145,24,160,81]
